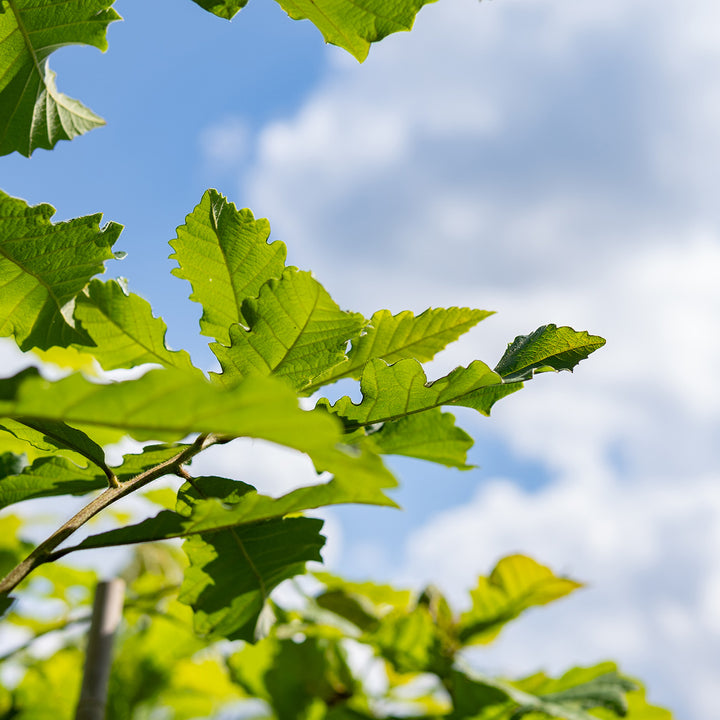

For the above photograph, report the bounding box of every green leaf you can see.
[63,467,396,553]
[494,325,606,382]
[73,279,199,373]
[0,417,107,469]
[319,358,521,431]
[457,555,583,646]
[0,0,120,156]
[0,444,184,510]
[0,450,25,479]
[275,0,438,62]
[0,367,395,493]
[310,307,492,390]
[212,268,366,391]
[190,0,247,19]
[170,190,286,346]
[0,191,122,350]
[179,516,325,640]
[357,408,474,469]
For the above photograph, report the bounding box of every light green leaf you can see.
[0,367,395,489]
[0,444,184,510]
[457,555,583,646]
[356,408,474,469]
[179,516,325,640]
[310,307,492,390]
[0,0,120,156]
[212,268,366,391]
[275,0,437,62]
[319,358,521,431]
[190,0,247,19]
[495,325,606,382]
[0,191,122,350]
[170,190,286,346]
[74,279,199,373]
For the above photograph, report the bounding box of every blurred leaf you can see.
[74,279,199,373]
[494,325,605,382]
[458,555,582,645]
[0,0,120,156]
[170,190,286,345]
[0,192,121,350]
[212,268,366,391]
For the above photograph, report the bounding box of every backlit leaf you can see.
[190,0,246,19]
[457,555,582,645]
[0,192,121,350]
[495,325,606,382]
[170,190,286,346]
[310,307,491,390]
[212,268,366,391]
[0,0,120,156]
[319,358,521,431]
[74,279,199,373]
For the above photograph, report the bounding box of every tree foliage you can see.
[0,1,674,718]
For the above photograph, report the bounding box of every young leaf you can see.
[457,555,582,646]
[309,307,492,391]
[212,268,366,391]
[170,190,286,346]
[0,192,122,350]
[0,0,120,156]
[319,358,521,431]
[73,279,199,373]
[274,0,437,62]
[354,408,475,469]
[495,324,606,382]
[179,516,325,641]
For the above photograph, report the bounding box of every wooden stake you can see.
[75,579,125,720]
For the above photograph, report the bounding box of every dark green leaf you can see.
[0,451,25,479]
[0,0,120,156]
[179,516,325,640]
[190,0,247,19]
[494,325,606,382]
[73,279,199,373]
[170,190,286,346]
[0,191,121,350]
[212,268,366,391]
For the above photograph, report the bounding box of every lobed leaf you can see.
[309,306,491,391]
[73,279,199,373]
[0,0,120,156]
[179,516,325,641]
[495,324,606,382]
[319,357,521,431]
[170,190,286,346]
[274,0,438,62]
[457,555,582,646]
[0,191,122,350]
[212,268,367,391]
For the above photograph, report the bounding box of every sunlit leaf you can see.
[0,192,121,350]
[458,555,582,645]
[212,268,366,391]
[495,325,605,382]
[170,190,286,346]
[0,0,120,156]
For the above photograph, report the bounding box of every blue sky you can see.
[3,0,720,717]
